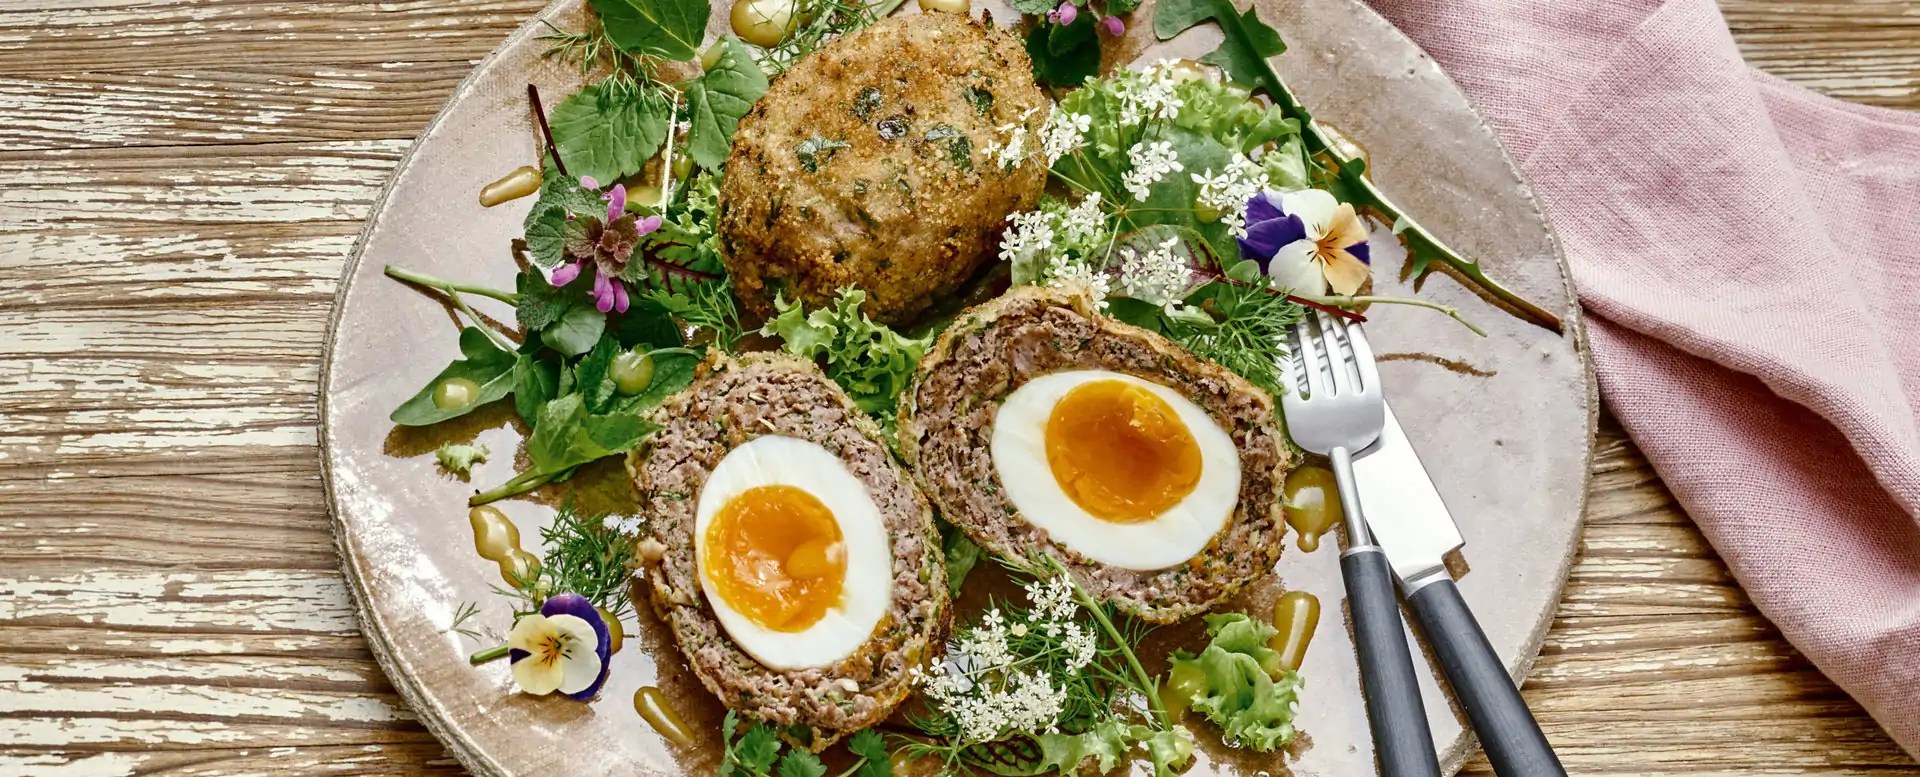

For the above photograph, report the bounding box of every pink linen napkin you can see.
[1363,0,1920,756]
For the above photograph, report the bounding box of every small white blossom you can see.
[1118,236,1193,312]
[1041,109,1092,164]
[1058,192,1106,246]
[1046,254,1111,308]
[1116,60,1187,127]
[1121,140,1184,202]
[998,209,1057,266]
[985,107,1042,171]
[1192,153,1271,238]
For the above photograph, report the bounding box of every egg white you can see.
[990,370,1242,571]
[694,435,894,671]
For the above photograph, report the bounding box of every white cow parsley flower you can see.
[914,575,1095,743]
[1118,236,1192,311]
[1192,153,1271,238]
[985,107,1042,171]
[1058,191,1106,247]
[1121,140,1184,202]
[1115,60,1187,127]
[1041,109,1093,164]
[1047,254,1112,308]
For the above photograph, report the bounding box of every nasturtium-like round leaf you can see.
[549,83,670,184]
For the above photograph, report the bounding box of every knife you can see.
[1352,403,1568,777]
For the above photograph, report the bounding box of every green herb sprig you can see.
[719,713,893,777]
[1151,0,1562,331]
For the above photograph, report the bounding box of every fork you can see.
[1281,312,1441,777]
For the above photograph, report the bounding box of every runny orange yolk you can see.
[702,485,846,632]
[1044,379,1203,523]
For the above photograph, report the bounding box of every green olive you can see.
[611,350,656,395]
[918,0,970,13]
[499,549,541,588]
[731,0,798,49]
[672,153,693,180]
[433,377,481,410]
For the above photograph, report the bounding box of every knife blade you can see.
[1347,400,1568,777]
[1350,402,1462,588]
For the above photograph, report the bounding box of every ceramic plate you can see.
[320,0,1594,774]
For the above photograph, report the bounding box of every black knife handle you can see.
[1406,578,1567,777]
[1341,546,1442,777]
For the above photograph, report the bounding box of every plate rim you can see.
[316,1,1599,774]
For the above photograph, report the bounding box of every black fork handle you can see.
[1343,546,1444,777]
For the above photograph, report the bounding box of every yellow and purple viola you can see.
[507,592,612,700]
[1237,188,1370,296]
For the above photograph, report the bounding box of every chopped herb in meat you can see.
[795,135,850,173]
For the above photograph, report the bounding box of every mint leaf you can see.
[683,37,769,170]
[591,0,708,61]
[549,82,671,183]
[1025,16,1099,87]
[540,303,607,357]
[390,328,517,426]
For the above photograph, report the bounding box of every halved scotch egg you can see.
[899,285,1290,622]
[631,354,947,747]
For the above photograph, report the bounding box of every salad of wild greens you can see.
[382,0,1556,773]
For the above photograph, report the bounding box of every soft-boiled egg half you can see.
[694,435,893,671]
[991,370,1242,570]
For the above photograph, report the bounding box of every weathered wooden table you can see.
[2,1,1915,774]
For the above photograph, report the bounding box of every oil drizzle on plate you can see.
[1283,466,1342,553]
[634,686,694,745]
[469,505,540,587]
[1269,590,1320,672]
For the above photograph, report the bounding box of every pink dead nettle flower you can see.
[1100,16,1124,35]
[549,179,664,314]
[1048,2,1076,25]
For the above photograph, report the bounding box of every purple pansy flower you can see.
[507,592,612,700]
[1236,188,1371,296]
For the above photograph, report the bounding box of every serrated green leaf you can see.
[734,722,781,777]
[775,751,826,777]
[1165,613,1300,752]
[433,442,489,474]
[847,729,891,777]
[540,303,607,357]
[589,0,708,61]
[549,82,671,183]
[683,37,769,170]
[1008,0,1055,15]
[573,337,621,414]
[1106,0,1142,15]
[390,328,517,426]
[515,268,574,330]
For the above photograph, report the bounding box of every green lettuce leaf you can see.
[1166,613,1302,752]
[760,290,928,428]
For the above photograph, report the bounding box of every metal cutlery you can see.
[1353,403,1568,777]
[1280,312,1441,777]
